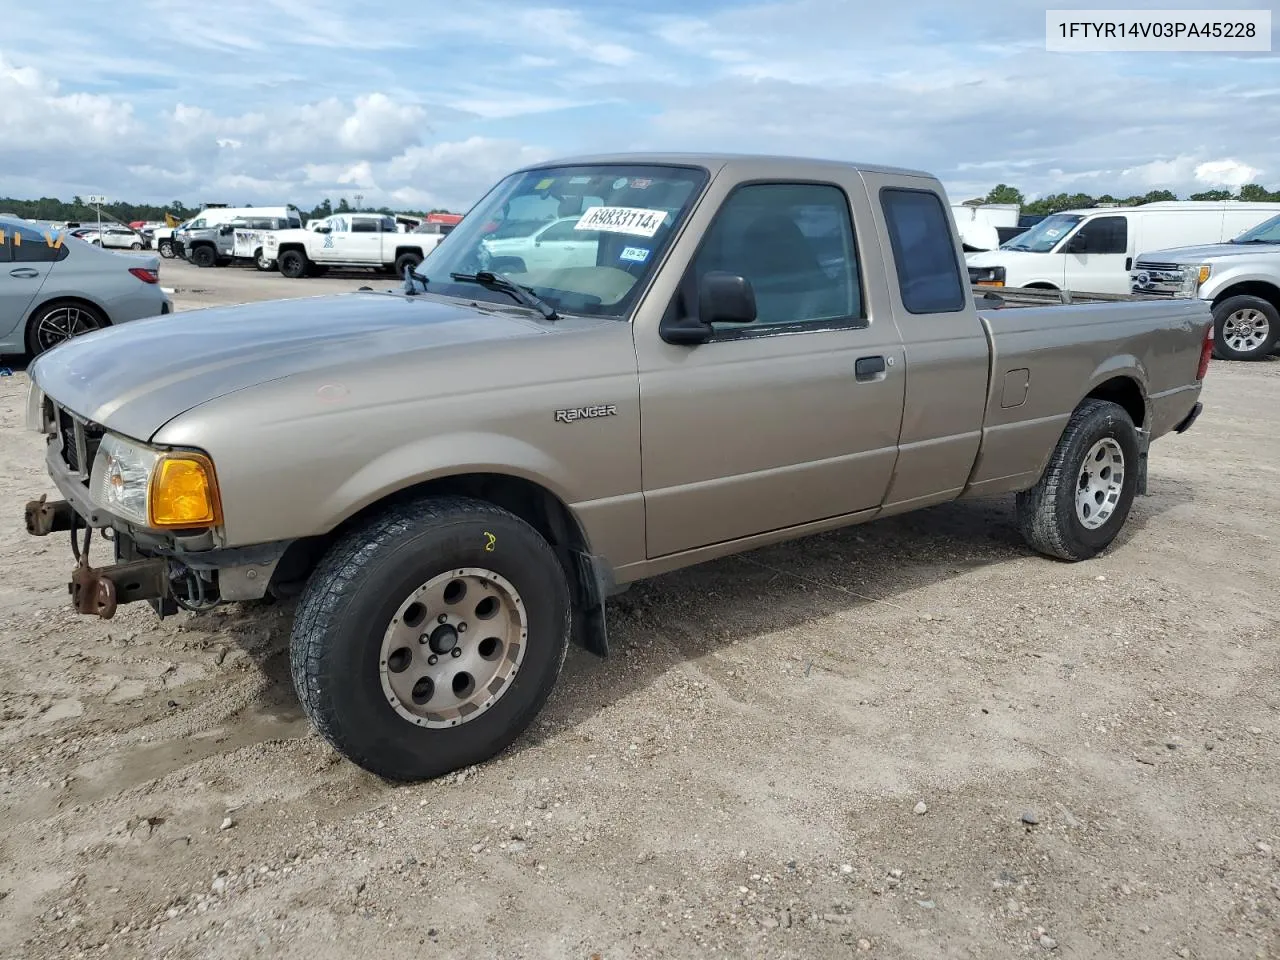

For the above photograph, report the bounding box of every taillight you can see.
[129,267,159,284]
[1196,324,1213,380]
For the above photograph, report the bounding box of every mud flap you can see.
[566,549,611,657]
[1136,426,1150,496]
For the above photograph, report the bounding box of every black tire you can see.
[26,300,108,356]
[191,245,217,268]
[1211,295,1279,361]
[130,241,142,250]
[290,495,571,781]
[393,251,422,276]
[279,250,308,278]
[158,240,175,259]
[1015,399,1140,562]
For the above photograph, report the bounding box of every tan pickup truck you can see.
[23,153,1212,781]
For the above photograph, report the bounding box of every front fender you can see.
[323,431,580,533]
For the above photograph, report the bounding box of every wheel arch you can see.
[1082,373,1147,428]
[271,471,611,655]
[1210,280,1280,312]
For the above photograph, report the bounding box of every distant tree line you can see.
[0,195,459,223]
[971,183,1280,214]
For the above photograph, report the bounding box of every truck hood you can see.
[1137,242,1280,264]
[29,291,552,441]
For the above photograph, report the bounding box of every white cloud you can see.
[1194,159,1261,189]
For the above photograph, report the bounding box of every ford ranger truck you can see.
[1131,211,1280,361]
[22,153,1213,782]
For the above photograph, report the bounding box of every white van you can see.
[966,201,1280,294]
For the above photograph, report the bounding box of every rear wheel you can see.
[1015,399,1139,561]
[158,240,175,258]
[191,245,217,268]
[291,496,571,781]
[130,241,142,250]
[26,301,108,356]
[279,250,308,278]
[394,251,422,277]
[1212,295,1279,361]
[255,249,273,271]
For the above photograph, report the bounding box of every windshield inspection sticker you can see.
[613,177,629,190]
[569,175,592,184]
[576,206,668,238]
[619,246,650,263]
[630,178,653,189]
[534,177,555,190]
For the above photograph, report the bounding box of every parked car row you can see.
[967,200,1280,360]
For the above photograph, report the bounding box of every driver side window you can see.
[1073,215,1128,255]
[693,182,864,331]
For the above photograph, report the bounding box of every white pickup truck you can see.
[265,213,445,278]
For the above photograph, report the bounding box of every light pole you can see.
[354,193,364,212]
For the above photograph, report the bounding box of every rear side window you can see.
[8,223,70,263]
[1073,215,1128,255]
[880,188,965,314]
[351,219,378,233]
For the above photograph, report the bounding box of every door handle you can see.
[10,268,40,279]
[855,355,887,381]
[1124,256,1132,271]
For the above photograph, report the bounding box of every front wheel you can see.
[1015,399,1140,561]
[290,496,571,781]
[191,245,217,268]
[255,249,273,271]
[1212,295,1279,361]
[158,240,175,259]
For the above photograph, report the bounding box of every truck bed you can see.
[972,284,1144,308]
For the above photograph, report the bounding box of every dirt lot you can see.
[1,262,1277,960]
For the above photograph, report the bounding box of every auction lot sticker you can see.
[576,206,668,238]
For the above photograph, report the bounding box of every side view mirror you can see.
[1065,233,1089,253]
[700,271,757,325]
[661,272,757,345]
[219,225,234,235]
[317,226,332,234]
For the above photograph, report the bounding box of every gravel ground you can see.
[0,262,1277,960]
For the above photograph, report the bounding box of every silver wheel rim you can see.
[36,306,102,351]
[1076,438,1125,530]
[379,568,527,728]
[1224,308,1270,353]
[258,254,270,269]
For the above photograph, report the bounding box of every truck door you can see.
[635,179,906,558]
[348,216,384,263]
[1061,214,1131,294]
[858,174,990,510]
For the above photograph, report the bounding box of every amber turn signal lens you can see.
[148,454,222,528]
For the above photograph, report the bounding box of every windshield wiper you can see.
[449,271,559,320]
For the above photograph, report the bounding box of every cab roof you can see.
[514,152,935,182]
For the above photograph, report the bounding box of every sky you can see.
[1,0,1278,213]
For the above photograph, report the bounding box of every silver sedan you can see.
[0,216,173,356]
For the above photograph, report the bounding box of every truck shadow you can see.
[174,479,1192,770]
[516,481,1193,753]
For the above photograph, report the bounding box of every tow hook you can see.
[25,495,76,537]
[68,558,172,620]
[70,559,118,618]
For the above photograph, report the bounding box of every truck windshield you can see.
[417,164,710,319]
[1001,214,1083,253]
[1231,214,1280,244]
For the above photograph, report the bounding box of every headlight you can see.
[1179,264,1211,297]
[969,265,1006,287]
[25,382,48,433]
[90,434,222,529]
